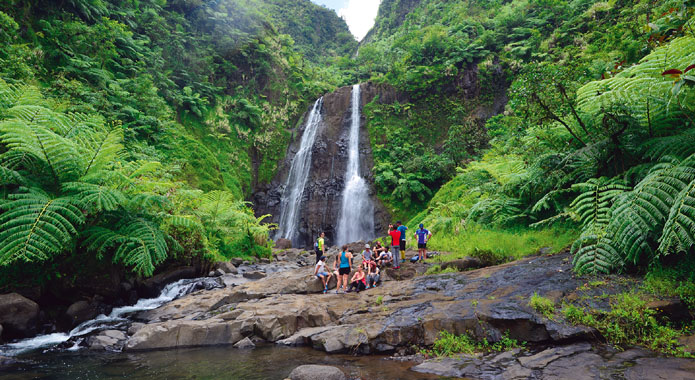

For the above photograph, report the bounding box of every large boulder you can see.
[440,257,484,271]
[288,365,347,380]
[0,293,39,338]
[65,300,100,327]
[215,262,238,275]
[126,319,243,350]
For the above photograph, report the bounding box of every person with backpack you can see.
[414,224,432,261]
[396,221,408,262]
[388,223,401,269]
[314,232,325,264]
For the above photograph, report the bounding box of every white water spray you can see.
[276,98,324,245]
[0,277,221,356]
[336,84,374,245]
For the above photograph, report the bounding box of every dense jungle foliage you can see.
[347,0,695,277]
[0,0,357,289]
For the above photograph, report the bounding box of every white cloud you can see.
[338,0,381,41]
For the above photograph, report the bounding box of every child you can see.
[313,256,332,294]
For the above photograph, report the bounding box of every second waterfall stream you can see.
[336,84,375,245]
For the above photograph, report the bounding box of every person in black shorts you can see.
[334,245,353,293]
[414,224,432,261]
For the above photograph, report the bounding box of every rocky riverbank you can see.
[5,247,694,379]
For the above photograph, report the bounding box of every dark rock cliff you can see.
[252,83,402,249]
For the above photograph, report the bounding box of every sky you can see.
[311,0,381,41]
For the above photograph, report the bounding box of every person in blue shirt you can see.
[396,221,408,262]
[414,224,432,261]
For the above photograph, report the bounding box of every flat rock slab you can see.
[413,343,695,380]
[288,365,347,380]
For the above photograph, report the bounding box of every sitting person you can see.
[366,259,380,288]
[373,241,387,255]
[313,256,332,294]
[362,244,373,262]
[376,249,392,267]
[347,265,366,293]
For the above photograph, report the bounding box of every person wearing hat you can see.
[414,223,432,261]
[362,243,373,262]
[313,255,332,294]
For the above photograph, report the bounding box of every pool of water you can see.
[0,345,439,380]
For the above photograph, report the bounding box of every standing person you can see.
[414,224,432,261]
[314,232,326,264]
[313,256,332,294]
[397,221,408,262]
[347,265,366,293]
[334,244,353,294]
[388,224,401,269]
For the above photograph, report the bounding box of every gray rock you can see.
[260,258,271,264]
[139,267,197,297]
[217,262,238,275]
[243,271,266,280]
[625,357,695,380]
[0,323,3,341]
[88,333,121,350]
[0,293,39,337]
[231,258,243,267]
[126,319,243,350]
[275,238,292,249]
[517,343,592,369]
[128,323,145,336]
[65,300,99,327]
[288,365,347,380]
[103,329,127,340]
[233,337,255,349]
[440,257,484,271]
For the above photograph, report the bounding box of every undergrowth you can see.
[529,293,556,319]
[562,293,694,357]
[423,331,524,357]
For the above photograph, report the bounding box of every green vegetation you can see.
[424,330,524,357]
[425,224,576,265]
[352,0,695,275]
[529,293,556,319]
[0,0,357,289]
[643,256,695,310]
[563,293,693,357]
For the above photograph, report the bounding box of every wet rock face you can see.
[0,293,40,338]
[253,83,397,249]
[412,343,695,380]
[288,364,347,380]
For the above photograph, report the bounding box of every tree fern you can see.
[658,178,695,255]
[0,164,25,185]
[571,234,622,274]
[62,182,126,213]
[0,80,43,110]
[83,218,169,277]
[569,177,630,231]
[643,128,695,161]
[0,189,84,265]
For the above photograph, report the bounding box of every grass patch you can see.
[642,257,695,311]
[424,331,524,357]
[529,292,555,319]
[424,265,459,275]
[562,292,694,357]
[424,224,577,265]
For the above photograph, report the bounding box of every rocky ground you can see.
[10,245,693,379]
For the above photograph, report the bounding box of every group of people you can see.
[312,222,432,294]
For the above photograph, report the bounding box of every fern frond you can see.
[0,189,84,265]
[571,233,621,275]
[0,80,43,110]
[128,193,171,211]
[83,218,169,277]
[62,182,126,213]
[76,125,124,177]
[569,177,630,231]
[643,128,695,162]
[0,164,26,185]
[658,179,695,255]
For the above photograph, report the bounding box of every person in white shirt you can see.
[313,256,332,294]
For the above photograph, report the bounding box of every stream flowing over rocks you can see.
[3,249,694,379]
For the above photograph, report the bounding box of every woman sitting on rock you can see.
[313,256,332,294]
[347,265,366,293]
[366,259,380,288]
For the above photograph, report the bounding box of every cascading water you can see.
[275,98,324,245]
[336,84,374,245]
[0,277,222,356]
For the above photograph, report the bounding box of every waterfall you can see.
[275,98,324,245]
[336,84,374,245]
[0,277,223,356]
